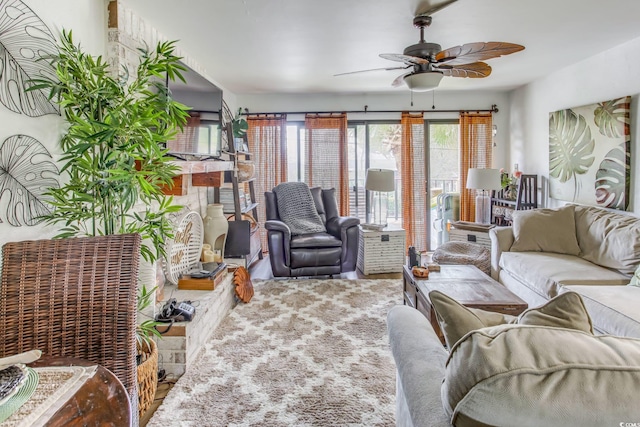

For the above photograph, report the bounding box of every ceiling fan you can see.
[336,2,525,91]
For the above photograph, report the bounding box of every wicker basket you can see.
[237,160,255,181]
[137,339,158,418]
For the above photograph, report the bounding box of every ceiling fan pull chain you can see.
[432,90,436,110]
[410,90,414,107]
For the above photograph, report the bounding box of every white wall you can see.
[0,0,107,249]
[509,35,640,213]
[237,90,512,167]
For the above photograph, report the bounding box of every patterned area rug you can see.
[148,278,401,426]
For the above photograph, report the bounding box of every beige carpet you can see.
[147,278,401,426]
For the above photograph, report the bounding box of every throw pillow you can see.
[429,290,593,349]
[630,264,640,287]
[428,290,516,348]
[510,205,581,255]
[441,325,640,426]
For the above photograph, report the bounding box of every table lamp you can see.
[466,168,501,224]
[364,168,395,230]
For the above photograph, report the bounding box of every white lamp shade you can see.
[404,71,444,92]
[365,168,395,192]
[466,168,502,191]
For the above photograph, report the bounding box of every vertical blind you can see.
[247,114,287,252]
[401,112,426,252]
[459,112,493,222]
[304,113,349,215]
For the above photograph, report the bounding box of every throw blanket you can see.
[273,182,326,235]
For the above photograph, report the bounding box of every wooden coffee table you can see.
[403,264,528,344]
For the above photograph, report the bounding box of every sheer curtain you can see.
[304,113,349,215]
[459,112,493,222]
[247,114,287,252]
[400,112,426,251]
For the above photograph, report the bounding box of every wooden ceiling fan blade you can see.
[436,62,492,78]
[436,42,524,65]
[334,66,409,77]
[380,53,429,65]
[392,72,412,87]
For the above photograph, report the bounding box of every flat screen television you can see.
[164,62,224,160]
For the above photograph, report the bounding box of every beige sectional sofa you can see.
[490,204,640,337]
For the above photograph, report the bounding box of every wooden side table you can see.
[357,224,406,275]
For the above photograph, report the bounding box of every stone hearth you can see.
[155,273,235,377]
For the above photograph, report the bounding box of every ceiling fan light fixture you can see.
[404,71,443,92]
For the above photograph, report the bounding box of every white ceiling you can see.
[124,0,640,95]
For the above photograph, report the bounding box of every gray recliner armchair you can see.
[265,185,360,277]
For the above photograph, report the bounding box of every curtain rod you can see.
[241,104,498,115]
[190,104,499,115]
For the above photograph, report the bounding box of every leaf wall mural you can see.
[549,108,595,200]
[0,134,59,226]
[594,97,630,138]
[549,96,631,211]
[0,0,59,116]
[595,145,629,209]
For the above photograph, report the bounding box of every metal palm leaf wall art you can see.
[0,0,61,227]
[549,96,631,210]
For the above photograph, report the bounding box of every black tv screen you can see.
[165,62,224,160]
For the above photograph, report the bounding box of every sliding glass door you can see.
[347,122,402,224]
[287,119,460,251]
[427,121,460,250]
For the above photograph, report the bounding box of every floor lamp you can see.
[364,168,395,230]
[466,168,501,224]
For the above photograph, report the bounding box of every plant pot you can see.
[237,160,255,181]
[137,339,158,418]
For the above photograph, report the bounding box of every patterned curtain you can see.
[166,112,200,152]
[247,114,287,252]
[459,112,493,222]
[304,113,349,215]
[400,112,426,251]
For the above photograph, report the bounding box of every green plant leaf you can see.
[595,145,629,210]
[0,134,59,225]
[549,109,595,183]
[594,97,630,138]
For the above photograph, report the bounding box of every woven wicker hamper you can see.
[137,339,158,417]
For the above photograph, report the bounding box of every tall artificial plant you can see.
[32,30,189,264]
[32,30,191,350]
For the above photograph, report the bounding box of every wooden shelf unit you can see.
[490,174,538,226]
[214,124,263,267]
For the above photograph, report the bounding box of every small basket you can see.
[137,339,158,418]
[237,160,255,181]
[412,266,430,278]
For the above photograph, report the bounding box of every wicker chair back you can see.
[0,234,141,398]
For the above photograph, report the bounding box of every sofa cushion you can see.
[562,285,640,338]
[499,251,629,299]
[510,205,580,255]
[574,205,640,275]
[442,325,640,426]
[430,291,592,348]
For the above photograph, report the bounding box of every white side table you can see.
[357,224,406,275]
